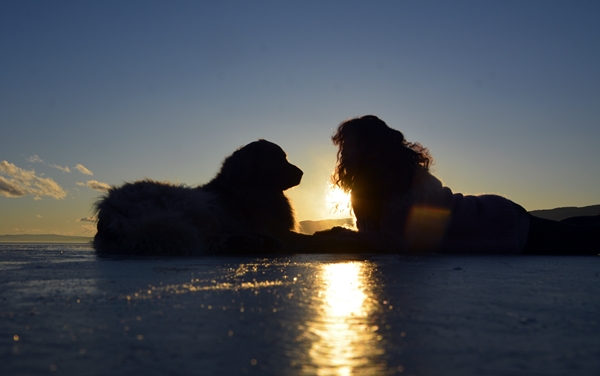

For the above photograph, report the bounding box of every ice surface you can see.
[1,245,600,375]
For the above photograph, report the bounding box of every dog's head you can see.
[331,115,433,193]
[216,139,303,191]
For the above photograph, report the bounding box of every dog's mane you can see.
[331,115,433,196]
[330,115,433,230]
[204,146,253,188]
[201,140,298,235]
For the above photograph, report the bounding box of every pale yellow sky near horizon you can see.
[2,1,600,235]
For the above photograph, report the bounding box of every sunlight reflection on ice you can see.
[306,261,385,375]
[116,259,388,373]
[123,279,290,301]
[122,268,291,300]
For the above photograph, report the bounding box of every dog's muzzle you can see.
[282,164,303,190]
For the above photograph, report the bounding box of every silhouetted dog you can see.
[93,139,368,255]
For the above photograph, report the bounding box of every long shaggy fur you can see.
[326,115,600,255]
[93,140,304,255]
[331,115,434,232]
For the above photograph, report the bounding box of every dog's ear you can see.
[217,147,254,185]
[217,140,274,187]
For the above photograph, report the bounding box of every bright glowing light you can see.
[325,183,353,218]
[321,263,367,317]
[307,262,385,375]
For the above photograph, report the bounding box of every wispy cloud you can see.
[77,216,97,222]
[81,224,96,234]
[77,180,110,192]
[26,156,92,176]
[75,164,93,176]
[27,155,44,164]
[0,176,27,197]
[13,227,42,234]
[0,160,66,199]
[50,164,71,173]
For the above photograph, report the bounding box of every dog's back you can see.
[93,180,220,255]
[92,140,305,256]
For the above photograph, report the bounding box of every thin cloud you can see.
[81,224,96,234]
[0,160,66,199]
[13,228,42,234]
[77,180,110,192]
[50,164,71,173]
[0,176,28,197]
[26,155,69,172]
[77,216,97,222]
[26,156,91,176]
[27,155,44,163]
[75,164,93,176]
[1,160,35,180]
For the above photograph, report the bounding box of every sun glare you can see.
[326,183,353,218]
[307,262,385,375]
[321,263,368,317]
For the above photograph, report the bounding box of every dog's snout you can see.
[292,165,303,184]
[281,164,303,190]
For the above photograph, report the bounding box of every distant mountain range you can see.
[529,204,600,221]
[0,234,93,243]
[298,204,600,234]
[298,218,355,234]
[301,204,600,234]
[2,205,598,242]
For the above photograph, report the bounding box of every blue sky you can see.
[1,0,600,236]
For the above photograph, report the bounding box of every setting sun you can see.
[326,183,353,218]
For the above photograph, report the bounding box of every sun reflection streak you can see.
[307,262,385,375]
[321,263,367,317]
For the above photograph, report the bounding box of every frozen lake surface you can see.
[1,244,600,375]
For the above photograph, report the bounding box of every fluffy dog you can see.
[93,139,368,255]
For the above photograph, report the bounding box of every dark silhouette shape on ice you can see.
[94,140,368,256]
[317,115,599,255]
